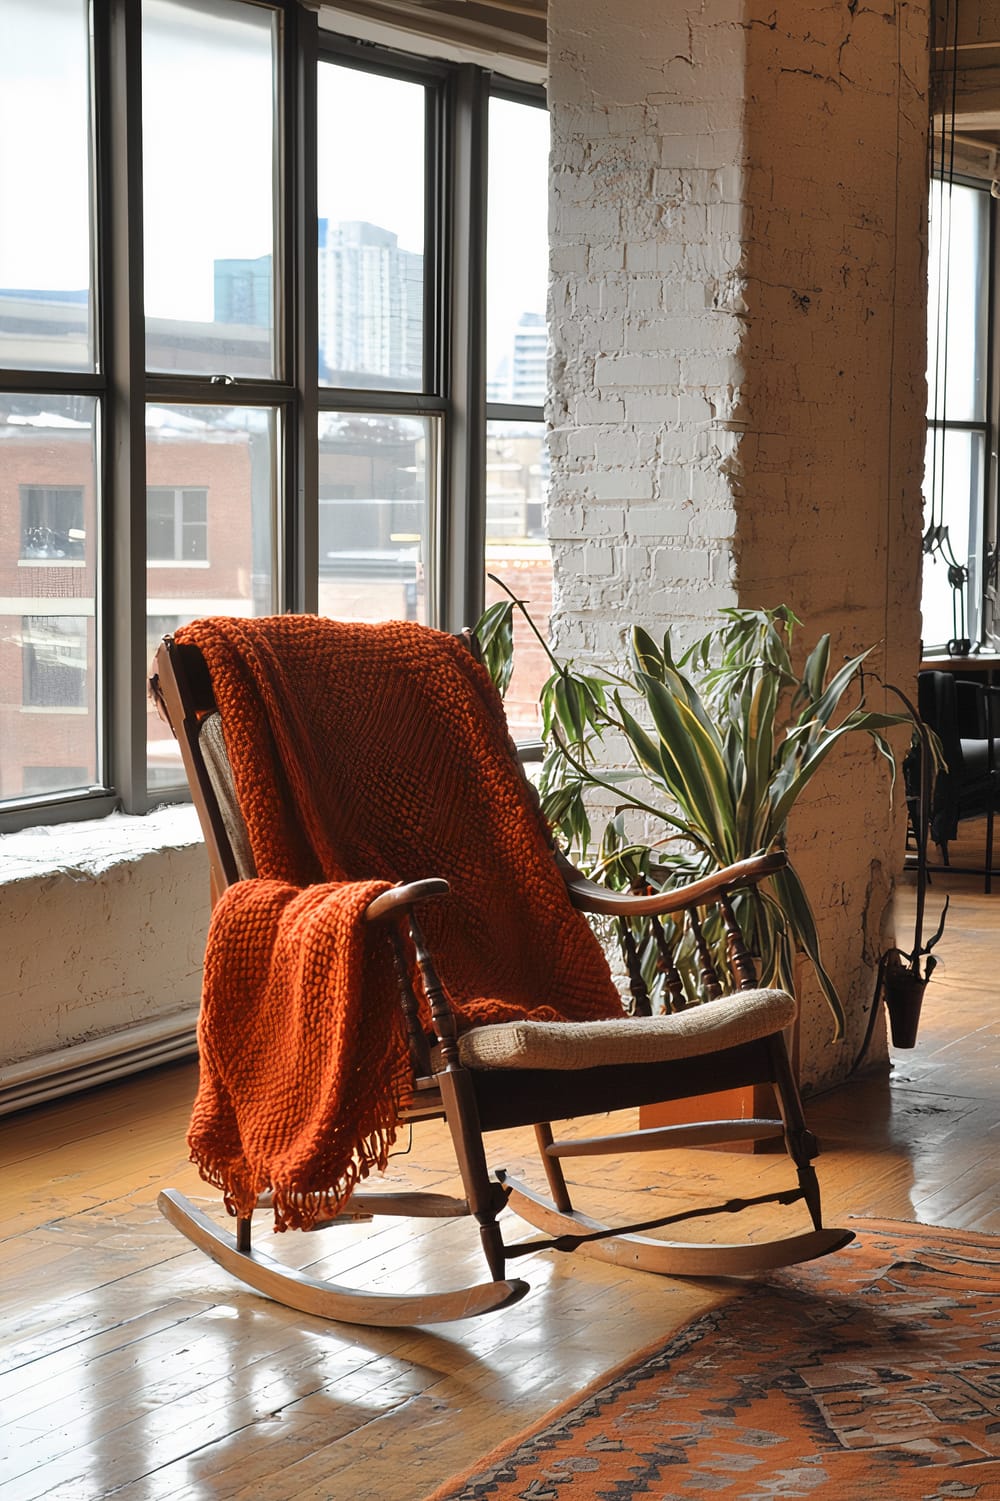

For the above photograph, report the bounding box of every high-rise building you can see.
[213,256,272,328]
[511,311,547,405]
[487,310,547,406]
[318,219,423,387]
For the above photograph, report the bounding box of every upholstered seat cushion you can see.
[457,989,796,1071]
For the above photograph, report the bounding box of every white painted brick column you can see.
[547,0,929,1088]
[547,0,748,654]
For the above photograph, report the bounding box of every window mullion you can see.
[440,63,488,634]
[289,1,318,614]
[103,0,149,814]
[984,193,999,647]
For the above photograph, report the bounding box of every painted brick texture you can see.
[547,0,929,1087]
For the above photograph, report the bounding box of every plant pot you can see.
[883,968,928,1050]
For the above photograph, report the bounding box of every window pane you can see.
[21,486,86,560]
[927,180,989,425]
[487,97,549,407]
[318,64,425,392]
[485,420,550,738]
[23,616,88,708]
[922,427,984,649]
[146,404,276,788]
[0,0,94,372]
[142,0,278,378]
[317,413,430,624]
[0,396,99,805]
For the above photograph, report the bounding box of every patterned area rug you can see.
[424,1221,1000,1500]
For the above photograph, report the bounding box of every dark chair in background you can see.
[916,669,1000,893]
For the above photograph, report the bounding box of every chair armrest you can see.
[558,850,787,917]
[364,879,450,924]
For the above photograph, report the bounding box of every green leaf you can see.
[617,698,668,780]
[801,633,830,703]
[636,672,734,859]
[737,669,779,850]
[770,862,846,1040]
[630,626,664,680]
[473,600,515,696]
[807,647,873,729]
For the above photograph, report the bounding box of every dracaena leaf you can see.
[630,626,664,680]
[636,673,734,857]
[473,600,515,696]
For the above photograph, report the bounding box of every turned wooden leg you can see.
[535,1122,574,1213]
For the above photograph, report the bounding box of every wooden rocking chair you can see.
[150,620,852,1329]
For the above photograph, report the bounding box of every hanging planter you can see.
[875,947,938,1051]
[869,684,948,1052]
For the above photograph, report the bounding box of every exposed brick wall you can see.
[547,0,929,1087]
[736,0,929,1086]
[0,426,257,796]
[547,0,747,660]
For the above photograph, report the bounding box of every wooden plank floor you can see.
[1,865,997,1500]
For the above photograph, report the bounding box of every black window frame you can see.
[924,172,999,653]
[0,0,546,832]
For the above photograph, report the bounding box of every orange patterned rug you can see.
[424,1221,1000,1500]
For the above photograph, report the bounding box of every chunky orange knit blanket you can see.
[178,615,622,1230]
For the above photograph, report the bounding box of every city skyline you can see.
[212,218,547,400]
[1,2,549,389]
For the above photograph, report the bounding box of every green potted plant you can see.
[476,592,912,1041]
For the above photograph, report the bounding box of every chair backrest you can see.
[151,620,781,1019]
[918,671,962,767]
[150,637,244,903]
[199,713,257,880]
[151,626,505,904]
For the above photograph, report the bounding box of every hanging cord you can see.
[843,683,949,1077]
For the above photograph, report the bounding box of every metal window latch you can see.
[209,374,236,385]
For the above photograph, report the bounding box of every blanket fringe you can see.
[176,616,623,1233]
[189,1120,402,1233]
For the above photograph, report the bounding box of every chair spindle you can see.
[621,923,653,1016]
[409,912,461,1068]
[718,890,759,988]
[686,907,723,1000]
[389,926,433,1077]
[649,915,688,1011]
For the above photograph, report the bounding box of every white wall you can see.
[1,0,930,1099]
[547,0,929,1088]
[0,809,208,1099]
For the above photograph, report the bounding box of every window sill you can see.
[0,803,203,883]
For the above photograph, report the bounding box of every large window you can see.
[0,3,547,829]
[484,93,550,739]
[142,0,279,379]
[923,179,995,652]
